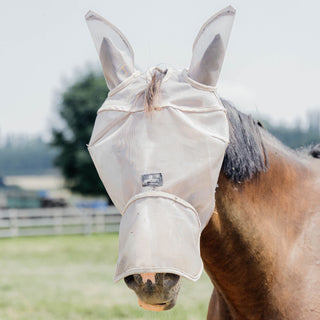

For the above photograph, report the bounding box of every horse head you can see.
[85,7,235,311]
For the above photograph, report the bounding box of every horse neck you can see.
[201,134,319,319]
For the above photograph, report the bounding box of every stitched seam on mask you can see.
[182,69,217,91]
[107,71,142,97]
[123,191,197,215]
[87,113,130,147]
[172,108,229,144]
[97,105,226,114]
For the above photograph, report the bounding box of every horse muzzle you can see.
[124,273,181,311]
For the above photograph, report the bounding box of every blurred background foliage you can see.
[50,71,109,198]
[263,112,320,148]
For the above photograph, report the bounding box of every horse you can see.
[85,7,320,319]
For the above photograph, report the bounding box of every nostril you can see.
[133,274,143,285]
[124,275,140,289]
[163,273,180,288]
[124,275,135,289]
[124,274,143,289]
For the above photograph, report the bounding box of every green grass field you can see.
[0,234,212,319]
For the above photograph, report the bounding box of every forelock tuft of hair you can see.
[221,99,269,183]
[144,68,167,112]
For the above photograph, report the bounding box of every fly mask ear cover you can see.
[86,7,235,282]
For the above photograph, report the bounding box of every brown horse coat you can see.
[201,100,320,319]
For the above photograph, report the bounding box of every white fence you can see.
[0,206,121,238]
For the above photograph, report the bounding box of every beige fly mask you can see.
[86,6,235,282]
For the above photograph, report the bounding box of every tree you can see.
[51,70,110,198]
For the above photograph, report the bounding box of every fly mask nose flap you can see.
[115,192,202,282]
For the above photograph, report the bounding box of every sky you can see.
[1,0,320,139]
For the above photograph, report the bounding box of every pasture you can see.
[0,234,212,319]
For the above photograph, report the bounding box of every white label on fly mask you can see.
[141,173,163,187]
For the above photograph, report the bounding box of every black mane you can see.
[221,99,269,183]
[310,144,320,158]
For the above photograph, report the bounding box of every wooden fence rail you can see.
[0,206,121,238]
